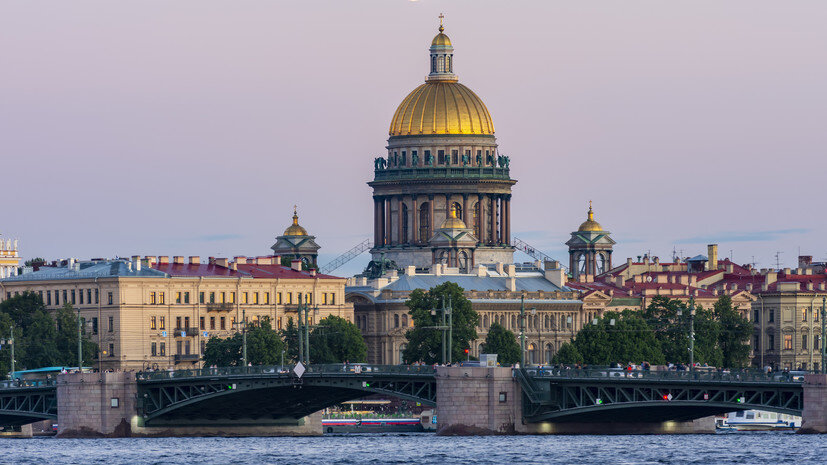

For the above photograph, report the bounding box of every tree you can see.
[402,282,479,364]
[643,296,723,366]
[279,317,300,363]
[309,315,367,363]
[554,310,665,366]
[481,322,521,366]
[203,317,285,366]
[714,295,753,368]
[552,342,582,365]
[53,303,98,367]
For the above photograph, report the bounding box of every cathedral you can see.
[368,21,516,271]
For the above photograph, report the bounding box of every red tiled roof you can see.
[151,262,343,280]
[235,263,340,280]
[152,263,241,277]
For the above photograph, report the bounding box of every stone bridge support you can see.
[435,367,715,435]
[800,374,827,433]
[56,372,137,437]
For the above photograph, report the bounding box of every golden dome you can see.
[440,206,467,229]
[283,207,308,236]
[389,81,495,136]
[578,202,603,232]
[432,32,452,46]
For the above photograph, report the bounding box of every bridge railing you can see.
[0,378,56,389]
[525,367,805,384]
[136,364,436,381]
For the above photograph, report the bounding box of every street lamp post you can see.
[428,296,453,364]
[678,298,696,372]
[520,295,526,368]
[233,308,248,367]
[530,308,539,365]
[2,327,14,378]
[297,300,304,364]
[77,307,83,372]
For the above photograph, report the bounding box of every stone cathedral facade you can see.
[368,23,516,271]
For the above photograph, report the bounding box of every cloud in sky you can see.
[676,229,809,244]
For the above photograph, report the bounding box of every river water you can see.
[1,432,823,464]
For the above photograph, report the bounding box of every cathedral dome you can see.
[283,208,308,236]
[439,206,467,229]
[389,82,495,136]
[578,203,603,232]
[388,22,494,137]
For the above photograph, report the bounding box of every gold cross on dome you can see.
[293,205,298,215]
[439,13,444,31]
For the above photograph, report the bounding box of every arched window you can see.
[452,201,463,221]
[578,255,587,275]
[419,203,430,242]
[528,343,537,364]
[394,314,400,328]
[545,343,554,363]
[402,314,408,327]
[511,315,517,329]
[431,56,437,73]
[483,314,489,329]
[401,203,409,243]
[447,55,452,72]
[597,254,606,274]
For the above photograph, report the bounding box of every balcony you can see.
[173,354,200,363]
[173,327,200,337]
[206,303,233,312]
[372,166,512,182]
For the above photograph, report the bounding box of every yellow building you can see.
[0,236,20,279]
[0,255,352,371]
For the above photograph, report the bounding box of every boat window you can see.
[746,412,755,419]
[735,411,744,418]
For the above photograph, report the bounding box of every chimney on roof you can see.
[545,266,566,288]
[173,256,184,264]
[145,256,157,264]
[746,283,753,291]
[783,268,791,275]
[273,256,281,265]
[765,271,777,286]
[189,256,200,265]
[126,261,132,272]
[234,256,247,265]
[215,258,228,268]
[310,269,316,277]
[291,259,302,272]
[506,264,516,277]
[406,265,417,276]
[806,281,814,291]
[819,282,826,291]
[654,256,660,266]
[208,257,215,265]
[159,256,169,265]
[726,264,734,273]
[615,276,624,288]
[496,262,504,275]
[708,244,718,271]
[230,262,237,271]
[799,255,813,267]
[507,276,516,292]
[133,256,141,271]
[675,257,682,264]
[477,264,487,277]
[627,257,633,267]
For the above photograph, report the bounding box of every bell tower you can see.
[566,202,615,279]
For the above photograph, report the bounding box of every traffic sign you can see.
[294,362,306,378]
[180,331,186,337]
[203,331,209,337]
[161,331,167,337]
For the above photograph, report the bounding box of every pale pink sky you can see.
[2,1,826,275]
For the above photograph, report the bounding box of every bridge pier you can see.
[57,372,137,438]
[435,367,716,435]
[800,374,827,434]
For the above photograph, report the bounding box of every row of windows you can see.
[6,289,113,306]
[753,308,822,324]
[150,315,304,332]
[386,149,497,168]
[149,340,207,357]
[146,291,336,306]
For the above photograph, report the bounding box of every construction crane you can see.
[511,236,566,270]
[320,239,372,275]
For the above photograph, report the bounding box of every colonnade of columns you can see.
[373,193,511,248]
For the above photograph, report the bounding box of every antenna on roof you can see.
[774,251,782,270]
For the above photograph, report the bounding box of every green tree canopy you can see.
[309,315,367,363]
[553,310,665,366]
[714,295,753,368]
[553,342,582,365]
[481,322,521,366]
[279,317,300,363]
[402,282,479,364]
[0,293,97,377]
[203,317,285,367]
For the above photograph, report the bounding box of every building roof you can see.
[381,273,568,293]
[1,260,166,282]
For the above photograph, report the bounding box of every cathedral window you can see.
[437,150,445,164]
[419,203,431,242]
[452,150,458,165]
[432,56,437,73]
[447,55,452,72]
[401,151,406,166]
[452,202,463,220]
[402,203,409,243]
[473,202,480,238]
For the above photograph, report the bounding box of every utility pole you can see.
[77,308,83,372]
[447,296,453,364]
[304,304,311,365]
[689,297,695,372]
[297,300,304,364]
[242,308,248,367]
[8,326,14,377]
[440,296,446,364]
[520,294,526,368]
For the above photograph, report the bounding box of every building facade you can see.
[0,236,20,279]
[369,23,516,270]
[346,261,608,365]
[0,255,353,371]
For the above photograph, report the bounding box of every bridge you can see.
[0,379,57,427]
[136,364,436,426]
[0,365,819,435]
[516,368,803,423]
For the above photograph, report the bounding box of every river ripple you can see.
[0,432,823,465]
